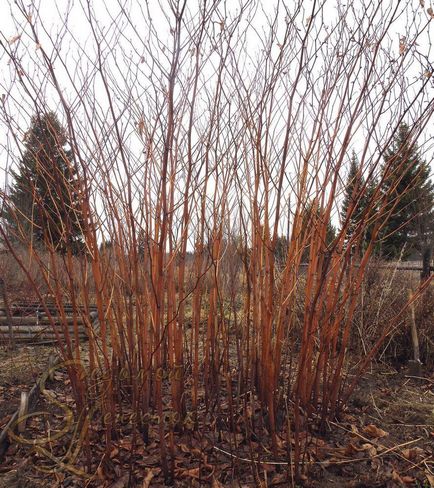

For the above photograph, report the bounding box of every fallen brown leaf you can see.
[96,466,105,480]
[344,443,363,456]
[426,473,434,488]
[179,443,190,453]
[361,443,377,457]
[142,468,158,488]
[212,477,225,488]
[179,467,200,479]
[363,424,388,439]
[402,476,415,484]
[110,447,119,459]
[401,447,424,461]
[391,470,403,484]
[119,439,133,450]
[191,448,204,459]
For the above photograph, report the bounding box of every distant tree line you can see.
[2,114,433,266]
[273,123,434,267]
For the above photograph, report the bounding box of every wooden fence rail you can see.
[0,298,99,346]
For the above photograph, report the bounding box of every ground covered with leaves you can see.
[0,346,56,425]
[0,346,433,488]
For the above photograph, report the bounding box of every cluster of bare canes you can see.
[349,261,434,368]
[1,0,434,482]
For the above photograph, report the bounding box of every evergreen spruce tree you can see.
[301,200,336,262]
[340,152,378,255]
[274,234,289,266]
[380,123,434,260]
[272,202,336,265]
[341,152,365,244]
[4,112,84,254]
[363,175,380,254]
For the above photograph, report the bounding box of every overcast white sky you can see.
[1,0,433,236]
[0,0,281,184]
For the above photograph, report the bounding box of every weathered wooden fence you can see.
[0,296,99,346]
